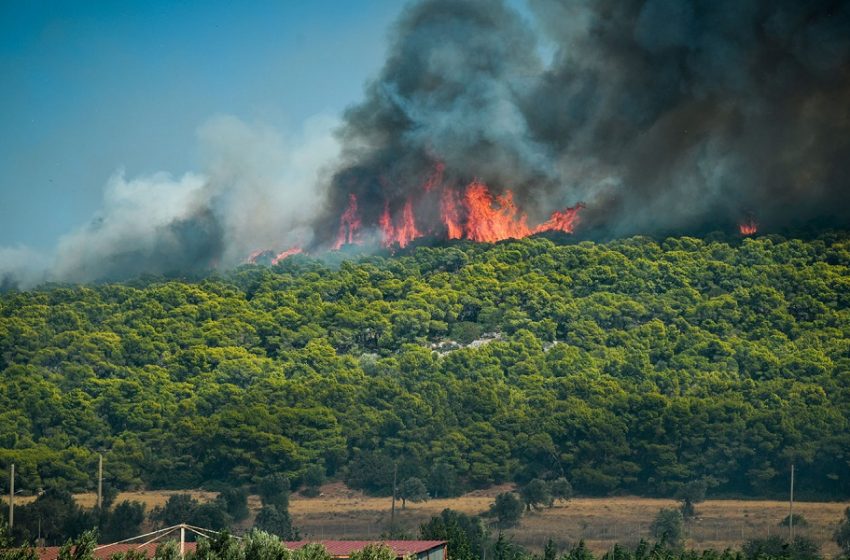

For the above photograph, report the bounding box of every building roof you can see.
[34,542,199,560]
[31,540,445,560]
[285,541,446,558]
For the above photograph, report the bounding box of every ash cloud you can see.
[322,0,850,238]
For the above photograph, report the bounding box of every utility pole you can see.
[97,454,103,509]
[390,462,397,530]
[8,463,14,530]
[789,463,795,541]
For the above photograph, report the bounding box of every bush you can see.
[650,508,684,548]
[743,536,821,560]
[779,514,809,527]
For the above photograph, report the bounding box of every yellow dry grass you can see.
[286,485,847,556]
[12,485,847,556]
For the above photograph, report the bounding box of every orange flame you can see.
[440,181,582,242]
[333,193,362,249]
[336,174,582,250]
[739,218,758,235]
[533,203,585,235]
[246,249,270,264]
[380,199,423,248]
[271,247,303,264]
[461,181,532,242]
[440,187,463,239]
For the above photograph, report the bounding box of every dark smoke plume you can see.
[320,0,850,240]
[5,0,849,286]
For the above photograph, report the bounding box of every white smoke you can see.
[0,113,342,287]
[199,113,341,266]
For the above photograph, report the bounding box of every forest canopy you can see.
[1,233,849,499]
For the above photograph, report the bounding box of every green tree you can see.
[427,462,459,499]
[488,493,523,528]
[242,530,291,560]
[292,544,332,560]
[254,506,297,540]
[101,501,146,542]
[676,480,707,520]
[519,479,552,511]
[550,478,573,504]
[257,475,291,510]
[151,494,199,527]
[419,509,486,560]
[57,529,98,560]
[397,477,428,509]
[348,544,395,560]
[218,488,250,522]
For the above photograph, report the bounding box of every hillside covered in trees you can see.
[1,233,849,499]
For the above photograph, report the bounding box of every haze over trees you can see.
[1,233,849,500]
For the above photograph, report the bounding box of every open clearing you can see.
[33,484,847,556]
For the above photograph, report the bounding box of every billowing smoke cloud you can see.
[4,0,849,286]
[320,0,850,240]
[1,114,340,287]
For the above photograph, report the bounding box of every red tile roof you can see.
[35,543,199,560]
[285,541,446,558]
[31,540,445,560]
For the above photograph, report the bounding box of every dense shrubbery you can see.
[1,234,849,498]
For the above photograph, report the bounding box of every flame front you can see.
[461,181,532,242]
[739,218,758,235]
[272,247,303,264]
[380,199,422,248]
[334,193,362,250]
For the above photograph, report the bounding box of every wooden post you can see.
[390,462,397,530]
[180,525,186,559]
[8,463,14,530]
[789,464,795,541]
[97,454,103,510]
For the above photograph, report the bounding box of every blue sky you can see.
[0,0,404,250]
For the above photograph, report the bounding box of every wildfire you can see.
[248,168,582,262]
[380,199,421,248]
[440,188,463,239]
[331,175,582,249]
[333,193,362,249]
[271,247,303,264]
[739,217,758,235]
[247,246,303,265]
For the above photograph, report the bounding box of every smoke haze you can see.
[2,0,849,285]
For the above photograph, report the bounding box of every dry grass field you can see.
[18,484,847,556]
